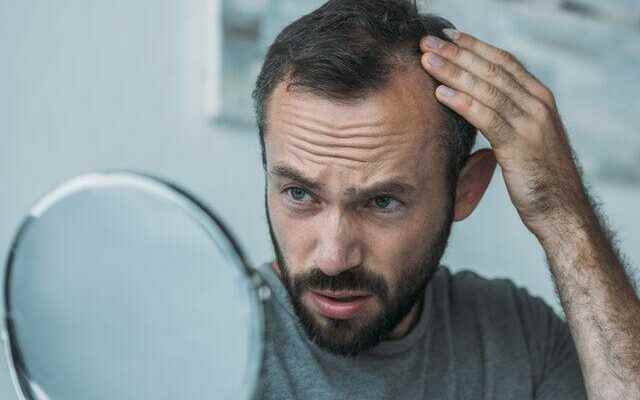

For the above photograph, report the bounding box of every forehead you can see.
[265,65,448,192]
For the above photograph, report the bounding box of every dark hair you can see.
[252,0,477,187]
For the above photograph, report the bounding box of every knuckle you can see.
[485,83,502,103]
[460,94,474,110]
[496,48,515,63]
[498,95,521,119]
[447,43,462,59]
[487,113,506,133]
[530,100,553,123]
[485,84,512,114]
[449,66,463,82]
[499,70,522,93]
[508,101,525,119]
[460,70,477,90]
[494,96,509,113]
[530,99,548,116]
[466,49,482,67]
[537,84,556,105]
[485,61,501,80]
[458,31,471,43]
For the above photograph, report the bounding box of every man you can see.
[250,1,640,399]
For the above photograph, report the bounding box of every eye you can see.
[284,186,313,203]
[369,196,402,212]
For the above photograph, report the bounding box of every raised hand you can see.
[420,29,591,239]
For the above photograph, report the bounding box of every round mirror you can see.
[2,171,267,400]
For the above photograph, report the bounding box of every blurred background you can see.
[1,0,639,397]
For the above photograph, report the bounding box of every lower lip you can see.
[309,292,372,320]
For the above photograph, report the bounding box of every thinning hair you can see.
[252,0,477,186]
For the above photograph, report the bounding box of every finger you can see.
[421,51,526,125]
[420,35,542,117]
[434,85,513,148]
[442,29,556,108]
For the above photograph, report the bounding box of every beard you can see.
[264,188,455,357]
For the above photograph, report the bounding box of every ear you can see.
[453,148,497,222]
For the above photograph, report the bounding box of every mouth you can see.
[308,290,373,320]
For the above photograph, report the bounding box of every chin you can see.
[295,294,389,357]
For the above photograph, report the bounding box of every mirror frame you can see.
[2,170,266,400]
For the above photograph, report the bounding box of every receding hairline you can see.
[261,49,444,141]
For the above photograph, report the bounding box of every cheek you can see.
[366,212,434,279]
[267,191,315,271]
[368,229,420,271]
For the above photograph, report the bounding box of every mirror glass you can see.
[3,171,264,400]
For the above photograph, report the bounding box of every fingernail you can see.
[443,28,460,40]
[427,53,445,67]
[423,35,445,49]
[438,86,456,97]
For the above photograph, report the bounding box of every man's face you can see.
[264,65,455,357]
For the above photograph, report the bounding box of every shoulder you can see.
[433,266,580,384]
[434,265,556,327]
[431,265,571,358]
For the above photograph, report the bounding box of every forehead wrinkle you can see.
[287,148,370,170]
[275,117,411,166]
[277,96,396,135]
[287,139,381,164]
[286,126,406,151]
[281,117,396,141]
[277,110,402,144]
[284,129,412,167]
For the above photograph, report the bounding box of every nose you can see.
[314,209,363,276]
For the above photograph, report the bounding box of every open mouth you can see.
[329,295,367,302]
[308,290,373,320]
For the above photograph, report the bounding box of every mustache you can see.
[292,267,389,300]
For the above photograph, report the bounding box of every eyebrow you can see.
[269,164,417,199]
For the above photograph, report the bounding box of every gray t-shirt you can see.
[252,262,587,400]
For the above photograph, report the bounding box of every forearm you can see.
[538,206,640,399]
